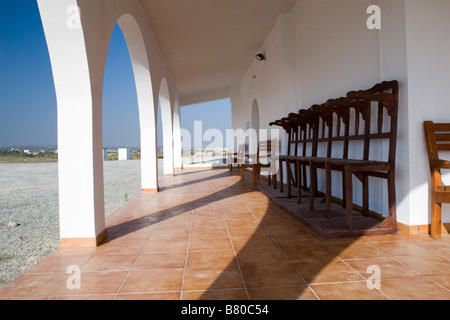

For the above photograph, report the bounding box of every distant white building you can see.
[118,148,130,161]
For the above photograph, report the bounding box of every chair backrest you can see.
[424,121,450,165]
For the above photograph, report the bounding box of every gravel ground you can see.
[0,160,159,287]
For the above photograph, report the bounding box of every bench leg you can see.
[362,174,369,217]
[345,166,353,233]
[279,158,284,193]
[253,165,260,189]
[273,167,277,189]
[309,161,316,211]
[297,160,302,204]
[287,159,292,199]
[303,163,308,192]
[325,163,332,217]
[387,169,398,230]
[342,169,347,209]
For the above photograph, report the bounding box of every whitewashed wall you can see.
[234,0,450,227]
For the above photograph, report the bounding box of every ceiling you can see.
[139,0,297,104]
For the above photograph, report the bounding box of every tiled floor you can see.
[1,169,450,300]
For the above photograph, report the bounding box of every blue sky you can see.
[0,0,231,149]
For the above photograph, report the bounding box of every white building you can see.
[118,148,131,161]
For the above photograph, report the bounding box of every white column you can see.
[38,0,106,246]
[160,79,174,177]
[173,101,182,169]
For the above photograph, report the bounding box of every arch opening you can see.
[157,78,174,177]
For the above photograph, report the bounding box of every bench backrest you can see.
[424,121,450,166]
[271,80,399,167]
[346,80,399,164]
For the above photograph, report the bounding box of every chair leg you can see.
[431,200,442,239]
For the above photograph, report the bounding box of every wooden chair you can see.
[238,139,278,188]
[424,121,450,239]
[227,151,239,172]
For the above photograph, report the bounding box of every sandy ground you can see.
[0,160,161,287]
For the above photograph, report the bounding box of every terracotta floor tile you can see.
[241,264,306,288]
[54,271,128,296]
[311,281,387,300]
[345,257,420,280]
[367,241,434,257]
[220,204,250,214]
[189,238,233,251]
[236,248,288,267]
[119,269,184,294]
[326,242,388,260]
[294,260,364,284]
[96,239,147,255]
[183,267,245,291]
[50,248,98,256]
[225,218,259,228]
[281,244,334,262]
[190,227,229,239]
[150,228,190,240]
[106,227,154,242]
[263,224,308,237]
[227,226,268,238]
[0,273,66,298]
[393,255,450,276]
[271,234,320,248]
[115,292,181,300]
[379,277,450,300]
[25,253,93,274]
[186,250,237,269]
[222,211,256,220]
[191,217,226,229]
[231,236,278,250]
[427,274,450,290]
[182,289,248,300]
[7,169,450,300]
[247,286,318,300]
[50,294,115,300]
[142,238,188,254]
[133,253,187,270]
[81,254,138,272]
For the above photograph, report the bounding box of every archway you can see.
[158,78,174,177]
[102,23,142,214]
[117,14,158,192]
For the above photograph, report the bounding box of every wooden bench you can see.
[424,121,450,239]
[270,80,399,233]
[238,139,278,188]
